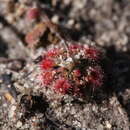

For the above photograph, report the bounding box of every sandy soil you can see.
[0,0,130,130]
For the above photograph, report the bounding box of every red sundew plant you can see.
[41,59,55,70]
[54,78,72,94]
[39,43,104,96]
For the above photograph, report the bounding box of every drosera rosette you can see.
[39,43,104,96]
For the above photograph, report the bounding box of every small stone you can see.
[7,59,25,71]
[67,19,75,26]
[16,121,22,128]
[9,105,16,118]
[75,23,81,30]
[6,14,15,24]
[11,105,16,111]
[0,79,3,83]
[105,121,112,129]
[63,0,71,5]
[0,23,3,29]
[97,124,104,130]
[3,103,8,107]
[51,15,59,24]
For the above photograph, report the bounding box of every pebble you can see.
[0,23,3,29]
[16,121,22,128]
[8,105,16,118]
[97,124,104,130]
[105,121,112,129]
[3,103,8,107]
[63,0,71,5]
[51,15,59,24]
[67,19,75,26]
[75,23,81,30]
